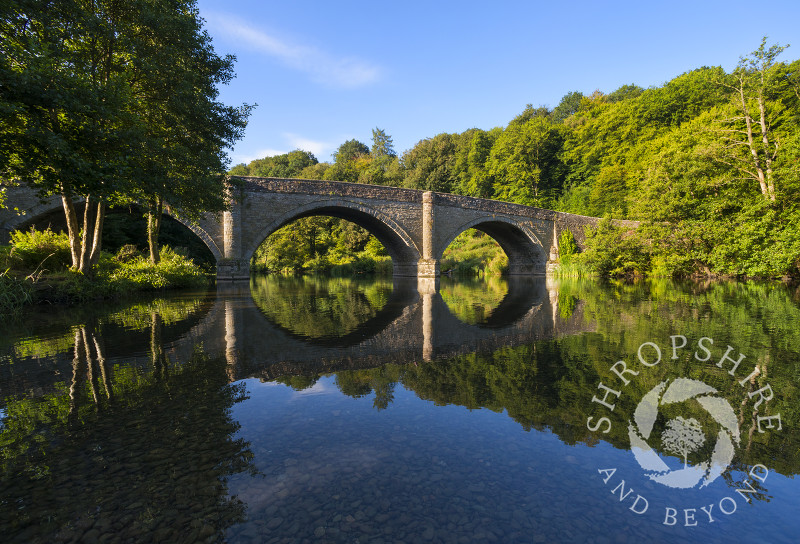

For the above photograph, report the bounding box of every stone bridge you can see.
[0,178,621,279]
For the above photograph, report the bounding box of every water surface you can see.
[1,276,799,543]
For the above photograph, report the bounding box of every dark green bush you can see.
[114,244,140,263]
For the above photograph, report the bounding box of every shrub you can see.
[106,246,209,290]
[114,244,140,263]
[557,230,579,263]
[10,228,72,271]
[577,218,650,277]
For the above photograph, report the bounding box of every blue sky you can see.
[196,0,800,165]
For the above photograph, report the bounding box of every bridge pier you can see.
[217,193,250,280]
[217,258,250,280]
[418,191,440,278]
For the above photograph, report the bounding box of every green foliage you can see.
[14,329,75,359]
[9,228,72,270]
[114,244,141,263]
[251,217,391,276]
[557,230,578,263]
[370,127,396,158]
[455,129,496,198]
[401,133,459,192]
[333,139,370,164]
[606,84,644,103]
[237,150,318,178]
[488,117,565,208]
[1,0,251,274]
[106,247,209,290]
[1,225,211,307]
[441,229,507,277]
[250,275,393,338]
[439,276,508,324]
[577,218,650,277]
[550,91,584,124]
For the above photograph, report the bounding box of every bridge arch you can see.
[442,216,549,275]
[243,199,422,275]
[3,195,222,262]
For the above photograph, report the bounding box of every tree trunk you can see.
[737,84,771,200]
[148,196,164,264]
[78,195,93,274]
[756,92,776,201]
[89,200,105,266]
[61,190,81,269]
[68,330,84,426]
[81,327,100,406]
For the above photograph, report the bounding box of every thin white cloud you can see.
[232,133,334,164]
[231,148,287,164]
[291,380,331,397]
[284,133,333,159]
[209,13,382,89]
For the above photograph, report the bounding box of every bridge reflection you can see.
[0,278,589,398]
[211,277,587,381]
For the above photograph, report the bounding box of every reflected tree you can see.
[0,322,256,542]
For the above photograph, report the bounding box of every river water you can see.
[1,276,799,543]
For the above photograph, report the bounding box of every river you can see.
[1,276,799,543]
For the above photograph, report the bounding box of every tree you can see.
[551,91,584,124]
[0,0,251,268]
[333,139,370,164]
[242,150,317,178]
[327,139,370,183]
[488,117,565,208]
[370,127,396,158]
[606,84,644,103]
[130,0,252,263]
[716,37,790,202]
[401,133,459,192]
[1,0,144,273]
[509,104,550,126]
[455,129,495,198]
[661,416,706,468]
[351,128,399,186]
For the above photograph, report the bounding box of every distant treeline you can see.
[234,39,800,278]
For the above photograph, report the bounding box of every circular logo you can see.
[628,378,740,489]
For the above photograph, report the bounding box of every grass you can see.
[441,229,508,277]
[0,268,34,316]
[550,258,595,278]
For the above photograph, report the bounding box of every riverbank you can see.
[0,231,211,314]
